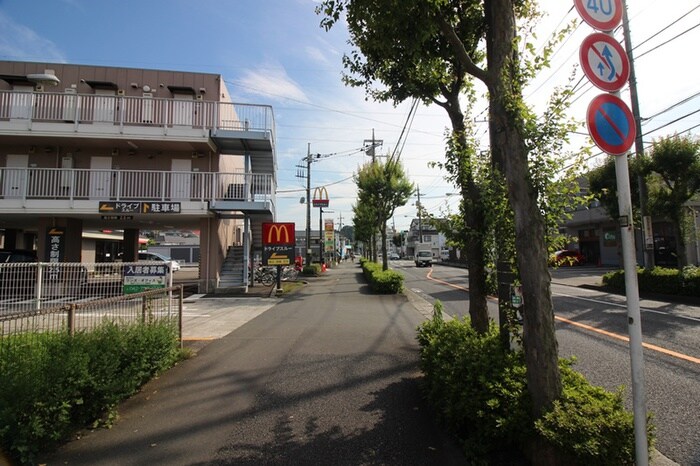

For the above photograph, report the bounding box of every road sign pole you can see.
[575,2,650,460]
[613,102,649,466]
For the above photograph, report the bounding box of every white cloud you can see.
[0,11,66,63]
[304,45,329,65]
[238,64,310,104]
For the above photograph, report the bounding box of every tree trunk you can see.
[445,99,489,334]
[672,212,687,269]
[485,0,562,422]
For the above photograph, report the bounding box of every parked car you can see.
[549,249,585,267]
[138,251,181,272]
[389,253,400,260]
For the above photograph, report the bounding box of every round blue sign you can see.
[586,94,635,156]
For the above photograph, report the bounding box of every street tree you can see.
[319,0,575,430]
[355,156,414,270]
[318,0,491,333]
[588,155,641,221]
[352,202,377,260]
[643,134,700,268]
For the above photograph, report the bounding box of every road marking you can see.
[555,315,700,365]
[554,291,700,324]
[426,269,699,365]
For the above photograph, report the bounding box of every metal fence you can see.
[0,261,176,313]
[0,285,183,358]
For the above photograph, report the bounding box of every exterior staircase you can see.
[214,220,267,294]
[216,245,246,292]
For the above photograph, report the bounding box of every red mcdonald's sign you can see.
[262,222,295,245]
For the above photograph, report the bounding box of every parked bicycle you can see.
[280,265,299,281]
[253,264,275,286]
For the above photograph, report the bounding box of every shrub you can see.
[0,321,181,464]
[302,264,321,276]
[535,360,655,465]
[417,314,530,460]
[603,266,699,296]
[360,260,403,293]
[416,311,652,464]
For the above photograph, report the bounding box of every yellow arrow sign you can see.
[99,203,115,212]
[268,252,291,265]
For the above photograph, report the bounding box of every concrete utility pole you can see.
[416,186,423,244]
[622,0,654,269]
[295,144,313,266]
[363,129,383,163]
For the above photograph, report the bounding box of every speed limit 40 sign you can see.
[574,0,623,32]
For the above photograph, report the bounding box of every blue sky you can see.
[1,0,698,232]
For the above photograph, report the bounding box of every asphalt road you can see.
[395,260,700,466]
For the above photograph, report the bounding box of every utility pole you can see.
[622,0,654,269]
[416,186,423,243]
[363,129,383,163]
[295,144,313,266]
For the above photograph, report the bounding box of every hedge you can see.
[0,322,182,465]
[602,266,700,297]
[417,309,654,465]
[360,258,404,294]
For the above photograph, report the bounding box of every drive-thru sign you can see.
[262,222,295,266]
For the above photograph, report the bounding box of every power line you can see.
[635,22,700,60]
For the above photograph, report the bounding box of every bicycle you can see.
[253,265,275,286]
[280,265,299,281]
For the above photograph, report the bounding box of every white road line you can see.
[554,291,700,323]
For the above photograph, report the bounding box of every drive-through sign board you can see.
[262,222,295,266]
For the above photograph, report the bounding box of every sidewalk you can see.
[40,262,467,465]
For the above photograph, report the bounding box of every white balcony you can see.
[0,166,275,215]
[0,90,275,172]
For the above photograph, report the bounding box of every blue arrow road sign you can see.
[579,33,630,92]
[586,94,636,156]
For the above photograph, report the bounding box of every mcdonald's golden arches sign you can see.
[312,186,330,207]
[262,222,295,266]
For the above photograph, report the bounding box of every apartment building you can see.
[0,60,276,293]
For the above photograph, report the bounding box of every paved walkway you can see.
[41,262,466,465]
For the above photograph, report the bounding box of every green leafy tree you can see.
[340,225,354,242]
[437,0,565,427]
[352,202,377,259]
[355,156,414,270]
[643,134,700,268]
[588,155,642,222]
[318,1,581,439]
[318,0,491,332]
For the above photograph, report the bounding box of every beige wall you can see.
[0,61,223,103]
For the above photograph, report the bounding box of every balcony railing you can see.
[0,167,275,207]
[0,90,275,138]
